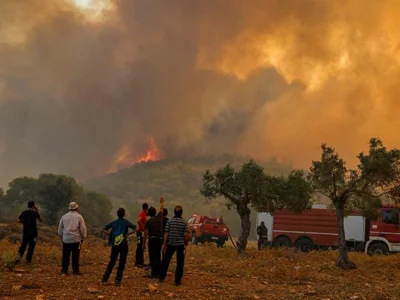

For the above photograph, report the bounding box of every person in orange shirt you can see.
[135,203,148,267]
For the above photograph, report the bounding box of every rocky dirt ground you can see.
[1,235,400,299]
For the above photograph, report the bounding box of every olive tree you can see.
[0,188,5,220]
[309,138,400,269]
[201,160,312,253]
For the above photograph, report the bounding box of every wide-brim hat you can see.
[69,201,78,210]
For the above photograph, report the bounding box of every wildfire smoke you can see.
[1,0,400,184]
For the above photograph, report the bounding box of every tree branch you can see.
[348,172,365,191]
[220,190,239,205]
[339,170,365,201]
[358,186,398,199]
[317,190,330,199]
[332,173,338,200]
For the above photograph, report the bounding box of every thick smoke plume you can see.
[1,0,400,185]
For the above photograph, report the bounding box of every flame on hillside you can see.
[106,135,163,174]
[135,135,163,163]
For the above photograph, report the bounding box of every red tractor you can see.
[188,215,229,248]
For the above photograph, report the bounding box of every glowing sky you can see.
[1,0,400,184]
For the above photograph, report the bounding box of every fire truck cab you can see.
[367,206,400,254]
[256,205,400,255]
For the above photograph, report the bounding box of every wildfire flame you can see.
[106,135,163,174]
[135,135,162,163]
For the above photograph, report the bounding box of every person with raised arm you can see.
[143,197,165,278]
[16,201,43,264]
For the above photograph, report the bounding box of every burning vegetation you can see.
[106,135,163,174]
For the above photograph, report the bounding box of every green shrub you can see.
[0,228,8,240]
[1,251,17,270]
[7,234,21,244]
[39,235,60,245]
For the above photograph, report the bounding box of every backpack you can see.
[110,221,126,246]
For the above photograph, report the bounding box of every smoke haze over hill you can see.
[1,0,400,185]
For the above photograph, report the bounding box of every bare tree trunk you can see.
[336,202,356,269]
[236,206,251,253]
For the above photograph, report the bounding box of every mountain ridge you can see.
[84,154,295,237]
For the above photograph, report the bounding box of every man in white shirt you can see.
[58,201,87,275]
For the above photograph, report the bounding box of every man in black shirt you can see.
[161,208,169,259]
[257,221,268,250]
[162,208,169,231]
[17,201,43,264]
[143,197,164,278]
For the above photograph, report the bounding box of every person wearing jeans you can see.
[101,208,136,286]
[17,201,43,264]
[159,205,189,286]
[135,203,148,267]
[58,201,87,275]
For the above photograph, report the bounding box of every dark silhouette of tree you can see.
[201,160,312,253]
[3,173,113,226]
[309,138,400,269]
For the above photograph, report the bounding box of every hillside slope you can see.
[84,154,294,238]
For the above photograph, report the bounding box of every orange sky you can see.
[196,0,400,168]
[1,0,400,183]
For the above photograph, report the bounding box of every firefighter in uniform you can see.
[257,221,268,250]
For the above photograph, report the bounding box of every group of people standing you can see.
[16,197,190,286]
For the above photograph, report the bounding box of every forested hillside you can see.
[85,154,294,238]
[0,174,112,227]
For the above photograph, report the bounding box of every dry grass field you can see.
[1,227,400,299]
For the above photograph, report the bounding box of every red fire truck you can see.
[188,215,229,247]
[256,204,400,255]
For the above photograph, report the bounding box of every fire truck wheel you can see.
[273,236,292,248]
[295,238,314,253]
[368,243,389,256]
[191,232,198,245]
